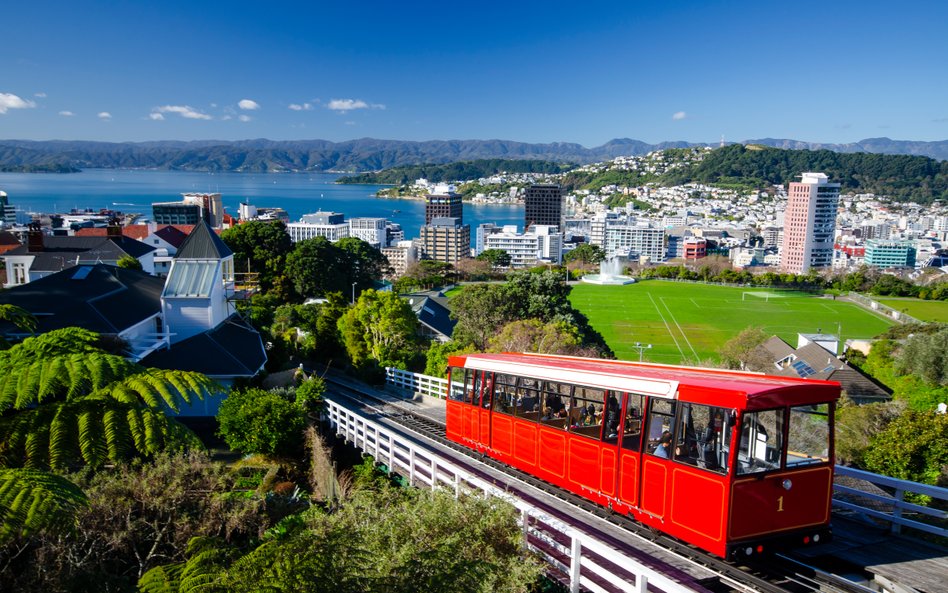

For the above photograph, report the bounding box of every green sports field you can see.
[569,280,895,364]
[873,297,948,323]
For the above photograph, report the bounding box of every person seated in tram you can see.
[604,394,621,437]
[653,431,673,459]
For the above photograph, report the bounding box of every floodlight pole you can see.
[351,282,358,305]
[633,342,652,362]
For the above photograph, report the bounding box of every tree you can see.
[217,388,307,457]
[488,319,589,355]
[895,326,948,386]
[475,249,511,268]
[564,243,605,267]
[424,341,477,378]
[718,326,771,370]
[862,410,948,492]
[116,255,143,271]
[285,236,344,299]
[450,284,516,350]
[0,304,36,350]
[454,257,493,281]
[0,469,87,543]
[395,260,453,292]
[0,328,216,470]
[337,290,420,370]
[335,237,391,291]
[221,221,294,294]
[834,397,905,466]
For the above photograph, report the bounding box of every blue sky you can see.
[2,0,946,146]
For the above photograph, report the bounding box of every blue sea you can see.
[0,169,524,246]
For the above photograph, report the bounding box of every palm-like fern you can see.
[0,329,219,469]
[0,468,87,542]
[138,536,232,593]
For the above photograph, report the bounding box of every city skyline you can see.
[2,0,947,146]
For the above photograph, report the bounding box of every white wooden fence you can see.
[325,397,709,593]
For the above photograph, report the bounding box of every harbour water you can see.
[0,169,524,245]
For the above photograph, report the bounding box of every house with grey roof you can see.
[0,220,266,414]
[2,225,156,288]
[754,335,891,403]
[403,290,456,342]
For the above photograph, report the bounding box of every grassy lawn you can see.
[569,280,894,364]
[873,297,948,323]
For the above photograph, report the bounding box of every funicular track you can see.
[323,376,875,593]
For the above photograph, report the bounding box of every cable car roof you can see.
[449,352,840,409]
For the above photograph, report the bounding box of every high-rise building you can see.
[152,193,224,228]
[779,173,840,274]
[524,184,564,230]
[348,217,387,247]
[482,225,562,268]
[0,191,16,226]
[425,193,463,225]
[417,217,470,264]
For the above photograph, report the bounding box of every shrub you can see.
[218,388,306,457]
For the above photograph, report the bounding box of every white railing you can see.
[325,397,708,593]
[833,465,948,537]
[385,367,449,400]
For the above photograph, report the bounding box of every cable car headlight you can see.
[782,479,793,491]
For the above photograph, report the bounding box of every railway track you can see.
[323,376,875,593]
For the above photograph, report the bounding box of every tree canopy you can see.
[221,221,294,294]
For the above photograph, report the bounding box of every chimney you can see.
[107,218,123,237]
[27,222,44,252]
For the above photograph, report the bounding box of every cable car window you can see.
[470,371,483,406]
[540,381,570,429]
[447,367,467,401]
[787,404,830,467]
[480,372,493,408]
[736,409,784,475]
[646,399,677,458]
[675,404,728,474]
[569,387,604,440]
[515,377,541,422]
[492,374,517,416]
[621,393,644,449]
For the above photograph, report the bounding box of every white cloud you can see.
[59,110,75,117]
[288,102,313,111]
[238,99,260,110]
[221,115,233,121]
[0,93,37,114]
[672,111,687,120]
[151,105,212,120]
[34,92,47,98]
[327,98,385,113]
[148,112,164,120]
[238,114,251,122]
[98,111,112,120]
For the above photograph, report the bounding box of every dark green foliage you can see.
[894,326,948,385]
[475,248,511,268]
[216,388,307,457]
[340,159,573,185]
[294,377,326,416]
[835,397,905,467]
[563,243,605,266]
[663,144,948,204]
[394,260,454,293]
[221,221,294,294]
[0,469,88,543]
[284,237,388,301]
[450,271,611,356]
[269,294,348,361]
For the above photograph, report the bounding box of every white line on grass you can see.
[647,292,686,361]
[660,296,701,362]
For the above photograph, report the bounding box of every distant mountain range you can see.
[0,137,946,173]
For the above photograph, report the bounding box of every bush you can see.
[218,388,307,457]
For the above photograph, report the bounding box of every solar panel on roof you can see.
[71,266,93,280]
[791,360,816,378]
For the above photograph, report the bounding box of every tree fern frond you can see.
[103,407,132,462]
[138,564,184,593]
[0,468,87,543]
[77,406,106,467]
[48,404,79,471]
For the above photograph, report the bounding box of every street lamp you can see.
[351,282,358,305]
[633,342,652,362]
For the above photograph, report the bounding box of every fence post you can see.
[409,448,416,487]
[892,488,904,534]
[636,574,648,593]
[569,536,582,593]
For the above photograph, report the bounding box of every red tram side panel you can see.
[445,352,840,560]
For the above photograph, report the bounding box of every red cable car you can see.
[445,352,840,559]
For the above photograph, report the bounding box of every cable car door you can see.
[640,398,676,520]
[478,372,493,449]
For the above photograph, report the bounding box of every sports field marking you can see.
[660,296,701,361]
[647,292,686,360]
